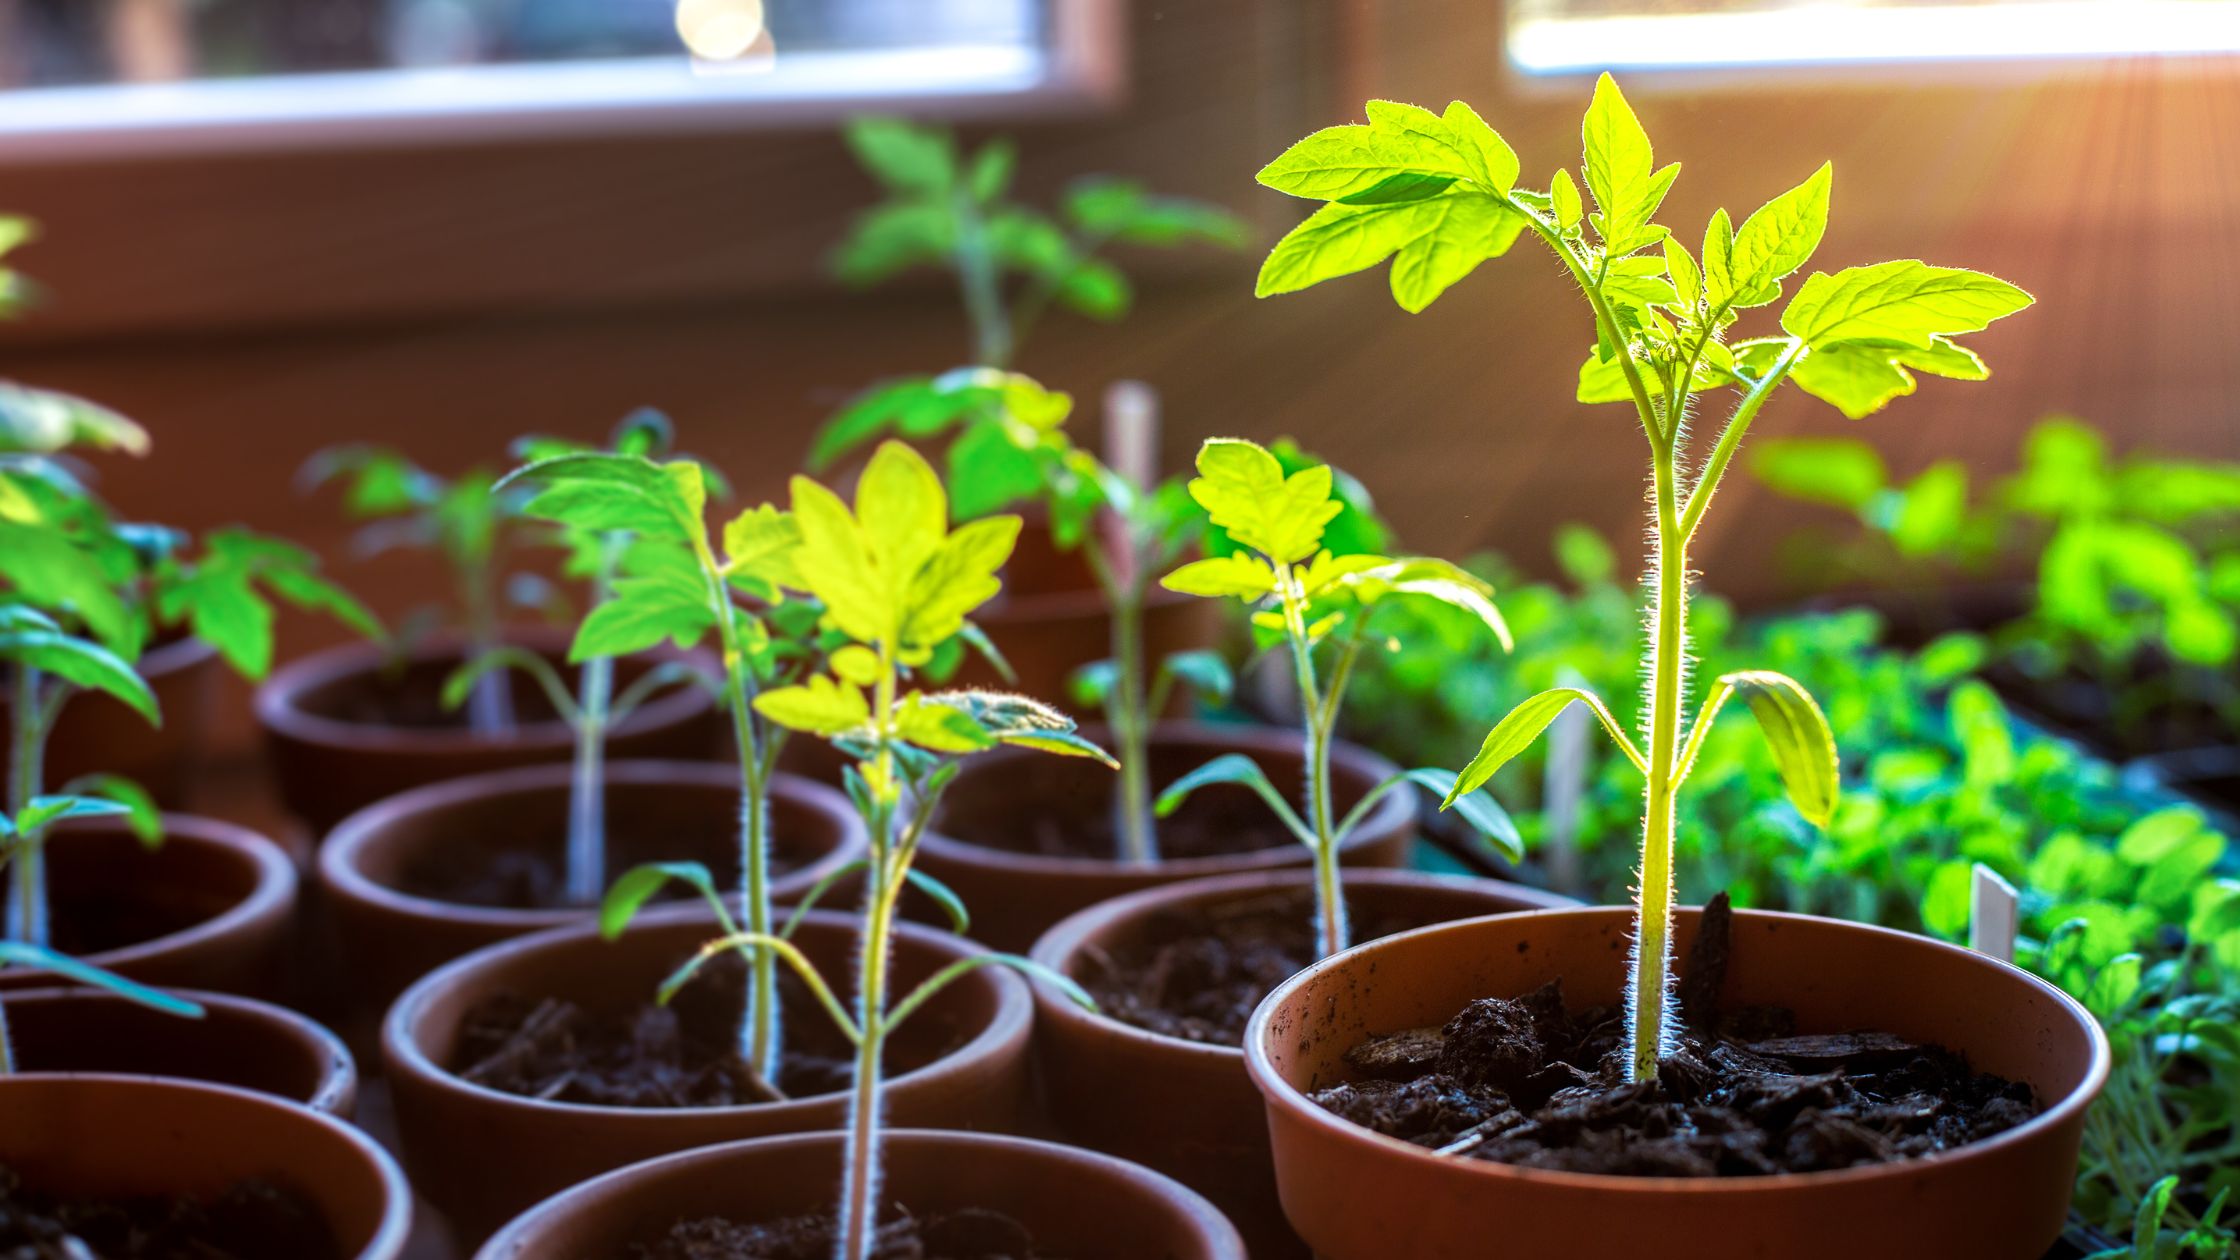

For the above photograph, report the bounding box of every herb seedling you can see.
[302,445,531,731]
[496,441,828,1092]
[597,440,1109,1259]
[835,116,1247,369]
[1157,437,1519,955]
[1255,77,2030,1078]
[813,369,1219,862]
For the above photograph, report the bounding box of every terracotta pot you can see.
[2,985,356,1114]
[1030,868,1576,1258]
[948,516,1223,705]
[318,761,867,1007]
[384,906,1034,1241]
[476,1129,1244,1259]
[1246,906,2111,1260]
[2,633,221,808]
[919,721,1415,950]
[255,628,720,831]
[0,1074,411,1258]
[0,814,297,1000]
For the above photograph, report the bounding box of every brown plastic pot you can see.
[0,1074,411,1258]
[318,760,868,1007]
[2,633,221,808]
[1246,905,2111,1260]
[946,515,1222,704]
[476,1128,1244,1259]
[919,721,1416,951]
[2,985,356,1114]
[0,814,297,1000]
[255,628,720,831]
[384,905,1034,1241]
[1030,869,1577,1258]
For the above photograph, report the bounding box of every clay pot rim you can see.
[33,813,294,977]
[135,633,220,678]
[1,986,357,1114]
[1244,903,2113,1194]
[384,904,1034,1121]
[319,761,867,930]
[1030,868,1579,1066]
[254,629,713,756]
[475,1127,1244,1259]
[0,1073,412,1259]
[925,721,1413,879]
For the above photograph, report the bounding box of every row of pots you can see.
[12,625,2111,1259]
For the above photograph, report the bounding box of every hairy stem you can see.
[837,834,900,1260]
[6,665,47,950]
[699,544,780,1081]
[1633,435,1687,1081]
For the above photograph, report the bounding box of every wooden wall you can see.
[3,0,2236,752]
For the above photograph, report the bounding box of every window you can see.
[0,0,1115,159]
[1506,0,2240,74]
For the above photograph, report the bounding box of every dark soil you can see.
[635,1206,1050,1260]
[47,891,211,957]
[451,952,946,1107]
[950,796,1292,863]
[321,659,568,731]
[0,1165,340,1259]
[1313,896,2040,1177]
[1078,888,1442,1045]
[396,827,812,911]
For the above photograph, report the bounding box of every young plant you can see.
[1157,438,1519,956]
[1254,77,2031,1079]
[302,445,527,731]
[443,412,718,905]
[2,433,375,947]
[835,117,1247,369]
[813,370,1219,863]
[0,791,202,1071]
[598,440,1109,1259]
[494,442,828,1091]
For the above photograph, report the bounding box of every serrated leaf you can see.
[0,522,137,656]
[897,694,998,753]
[572,551,713,660]
[1256,102,1477,202]
[721,504,804,592]
[1256,195,1525,313]
[844,116,953,195]
[1727,163,1831,305]
[1185,439,1342,565]
[1581,74,1660,248]
[902,515,1019,649]
[1701,207,1735,311]
[500,453,705,545]
[1780,261,2033,349]
[856,440,946,596]
[1439,101,1518,194]
[789,473,889,645]
[0,624,156,721]
[1161,554,1277,600]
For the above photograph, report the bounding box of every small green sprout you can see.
[1255,76,2031,1080]
[834,116,1247,370]
[1158,437,1519,957]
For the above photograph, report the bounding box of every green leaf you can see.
[831,202,954,287]
[0,384,150,457]
[2131,1176,2178,1260]
[1056,258,1131,320]
[66,774,162,847]
[1440,101,1519,194]
[1256,195,1526,314]
[1401,767,1520,863]
[1256,101,1481,202]
[572,550,714,660]
[789,473,889,645]
[902,515,1020,650]
[926,690,1113,765]
[904,869,971,934]
[1446,685,1643,803]
[1749,437,1887,512]
[1338,172,1458,206]
[1579,74,1673,251]
[967,139,1014,203]
[1064,178,1249,248]
[0,942,202,1018]
[1551,169,1583,233]
[500,453,706,545]
[1726,163,1831,306]
[1780,260,2033,349]
[1921,859,1975,939]
[1161,554,1276,601]
[720,504,805,594]
[599,861,723,939]
[1157,650,1234,706]
[1184,439,1342,565]
[1717,670,1839,828]
[1155,753,1312,843]
[0,625,156,722]
[753,674,871,737]
[1789,338,1990,420]
[1355,556,1514,651]
[0,521,137,656]
[1890,462,1968,558]
[896,694,998,754]
[1701,207,1736,311]
[844,116,954,194]
[15,793,130,834]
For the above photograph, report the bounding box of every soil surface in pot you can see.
[312,657,575,730]
[636,1206,1047,1260]
[1313,896,2039,1177]
[451,954,954,1106]
[1082,888,1441,1045]
[395,825,817,911]
[0,1165,340,1259]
